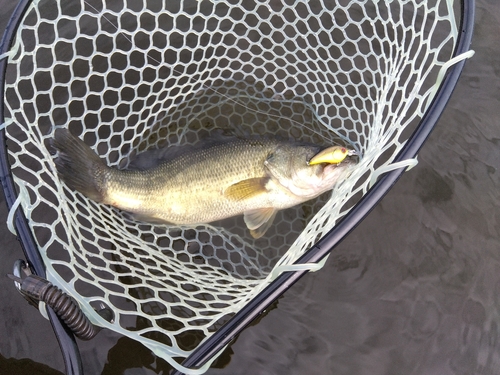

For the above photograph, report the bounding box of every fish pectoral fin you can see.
[224,177,269,201]
[244,208,277,239]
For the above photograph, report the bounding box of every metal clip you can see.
[8,259,40,308]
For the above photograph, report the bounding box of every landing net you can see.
[1,0,470,373]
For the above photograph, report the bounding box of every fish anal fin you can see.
[244,208,277,238]
[224,178,269,201]
[130,212,172,225]
[114,210,167,225]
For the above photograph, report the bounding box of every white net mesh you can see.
[2,0,463,372]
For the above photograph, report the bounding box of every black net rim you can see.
[0,0,475,374]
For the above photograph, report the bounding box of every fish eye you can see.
[341,147,347,154]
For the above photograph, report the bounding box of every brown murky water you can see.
[1,1,499,375]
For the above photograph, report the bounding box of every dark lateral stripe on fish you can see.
[52,128,107,203]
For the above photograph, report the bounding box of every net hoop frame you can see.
[0,0,475,374]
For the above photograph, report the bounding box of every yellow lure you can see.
[308,146,350,165]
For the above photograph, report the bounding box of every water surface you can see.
[1,1,499,375]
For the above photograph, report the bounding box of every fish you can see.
[52,128,357,238]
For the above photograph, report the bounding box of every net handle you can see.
[0,0,84,374]
[174,0,476,372]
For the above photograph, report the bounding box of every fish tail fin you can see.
[52,128,107,202]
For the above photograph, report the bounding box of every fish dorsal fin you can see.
[244,207,277,238]
[224,178,269,201]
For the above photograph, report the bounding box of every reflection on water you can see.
[1,2,499,375]
[97,336,234,375]
[0,354,63,375]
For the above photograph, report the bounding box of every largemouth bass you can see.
[53,128,357,238]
